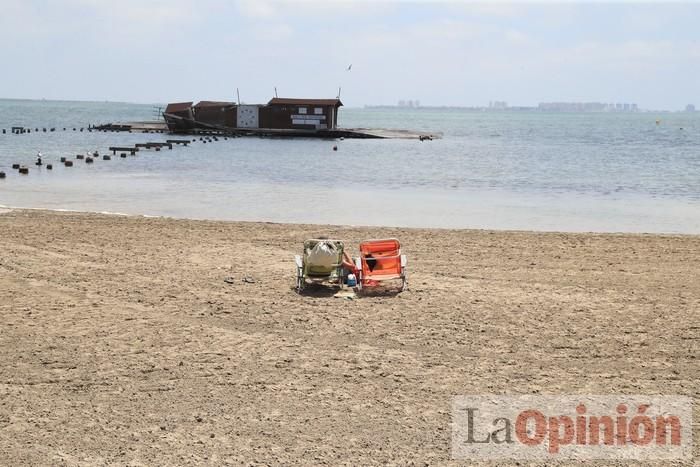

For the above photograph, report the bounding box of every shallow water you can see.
[1,99,699,233]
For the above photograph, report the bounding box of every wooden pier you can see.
[111,121,441,140]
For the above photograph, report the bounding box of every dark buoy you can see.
[120,153,127,158]
[85,157,93,163]
[0,171,5,179]
[332,145,338,151]
[46,164,53,170]
[203,140,207,144]
[76,154,84,160]
[19,167,29,174]
[43,128,46,132]
[12,163,20,169]
[103,155,111,160]
[64,160,73,167]
[80,128,84,132]
[60,157,66,163]
[155,147,161,151]
[2,129,5,134]
[50,128,55,132]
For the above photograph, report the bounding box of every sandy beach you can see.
[0,209,697,465]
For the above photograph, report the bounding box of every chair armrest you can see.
[294,255,303,269]
[400,255,407,267]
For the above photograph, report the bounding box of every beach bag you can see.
[307,241,338,271]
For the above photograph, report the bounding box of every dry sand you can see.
[0,209,697,465]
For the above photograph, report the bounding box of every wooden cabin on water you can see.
[163,97,343,134]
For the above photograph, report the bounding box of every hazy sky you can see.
[1,1,698,109]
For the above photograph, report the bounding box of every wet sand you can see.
[0,209,697,465]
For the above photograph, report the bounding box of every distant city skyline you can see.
[371,99,695,113]
[0,1,698,111]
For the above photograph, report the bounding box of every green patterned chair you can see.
[294,239,345,292]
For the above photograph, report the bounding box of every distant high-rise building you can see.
[686,104,696,112]
[538,102,638,112]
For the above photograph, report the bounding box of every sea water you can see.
[0,98,698,233]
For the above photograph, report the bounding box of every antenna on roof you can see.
[236,88,241,105]
[337,87,341,99]
[274,87,278,98]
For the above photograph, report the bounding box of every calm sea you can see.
[0,98,699,233]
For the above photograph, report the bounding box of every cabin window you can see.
[298,107,307,114]
[314,107,323,115]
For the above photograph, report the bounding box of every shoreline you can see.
[1,204,699,237]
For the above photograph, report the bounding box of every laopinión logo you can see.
[452,395,692,460]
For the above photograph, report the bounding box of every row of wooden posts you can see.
[0,136,224,179]
[2,126,253,136]
[4,127,86,134]
[1,126,168,135]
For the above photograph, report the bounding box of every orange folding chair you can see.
[354,238,407,291]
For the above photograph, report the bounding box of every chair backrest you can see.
[304,239,344,276]
[359,238,401,276]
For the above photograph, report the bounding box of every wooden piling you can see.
[110,147,138,155]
